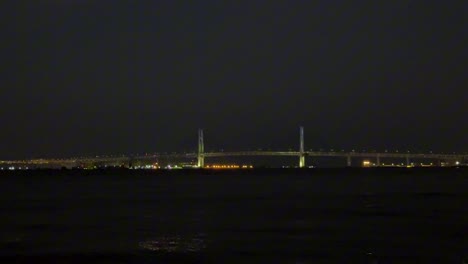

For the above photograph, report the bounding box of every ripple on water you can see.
[139,235,206,253]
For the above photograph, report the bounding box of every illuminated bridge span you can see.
[201,151,467,167]
[1,127,467,168]
[193,127,467,168]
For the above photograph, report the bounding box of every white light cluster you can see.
[131,164,160,169]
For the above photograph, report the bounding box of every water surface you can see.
[0,168,466,263]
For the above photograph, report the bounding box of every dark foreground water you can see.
[0,168,466,263]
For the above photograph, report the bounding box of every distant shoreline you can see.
[0,166,466,177]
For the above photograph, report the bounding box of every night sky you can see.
[0,1,466,159]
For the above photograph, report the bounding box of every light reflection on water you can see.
[139,234,207,253]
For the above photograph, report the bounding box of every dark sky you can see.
[0,0,466,159]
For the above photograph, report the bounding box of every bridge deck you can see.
[2,151,466,165]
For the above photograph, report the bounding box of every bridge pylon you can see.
[299,126,305,168]
[197,129,205,168]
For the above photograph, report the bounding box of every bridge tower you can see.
[299,126,305,168]
[197,129,205,168]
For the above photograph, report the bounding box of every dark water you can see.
[0,168,466,263]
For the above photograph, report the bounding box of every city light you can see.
[205,164,253,169]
